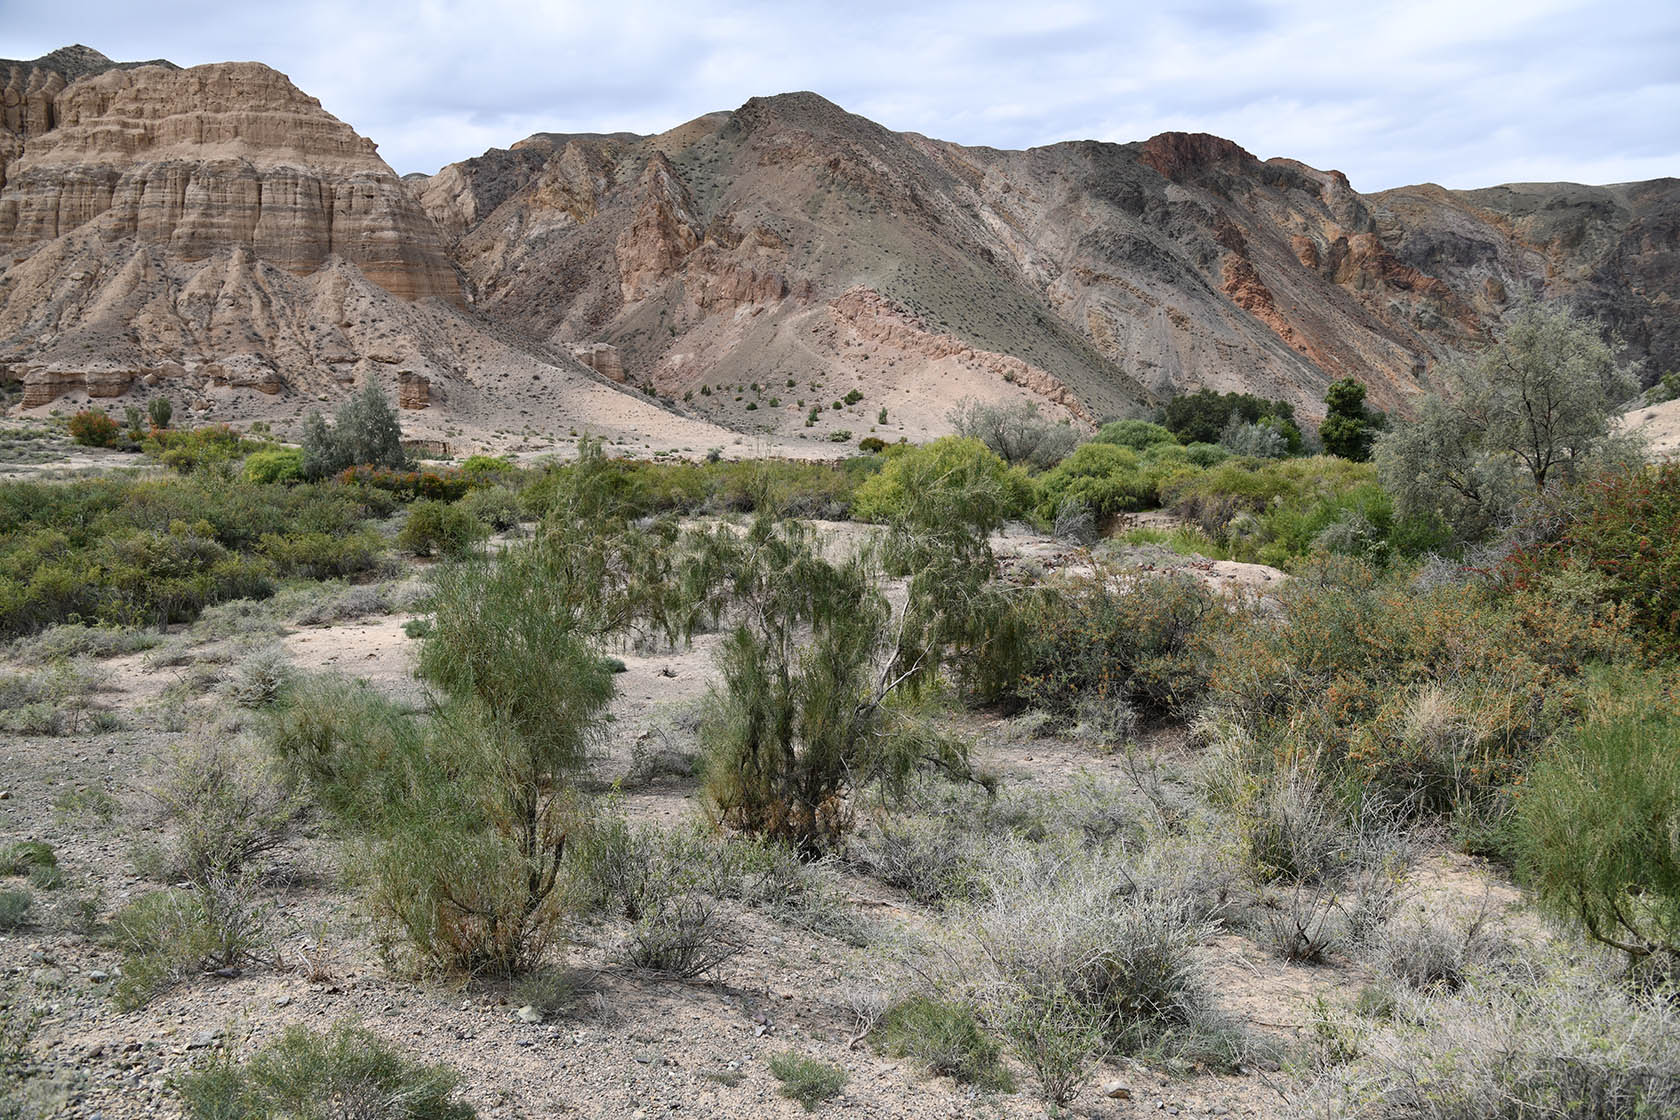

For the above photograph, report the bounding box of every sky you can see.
[5,0,1677,191]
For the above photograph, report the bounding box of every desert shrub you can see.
[512,967,592,1021]
[949,396,1078,469]
[147,396,173,430]
[850,437,1030,523]
[0,890,30,932]
[265,674,427,828]
[224,646,294,708]
[299,382,408,479]
[1011,565,1225,723]
[459,453,514,478]
[0,473,383,636]
[242,447,303,485]
[1296,953,1680,1120]
[694,518,971,852]
[969,854,1233,1102]
[145,740,303,883]
[1503,463,1680,656]
[459,485,523,532]
[1033,442,1157,521]
[850,814,992,907]
[67,409,120,448]
[767,1052,847,1112]
[0,842,56,880]
[1367,901,1504,992]
[258,530,382,578]
[1514,681,1680,966]
[109,876,271,1010]
[1095,418,1177,450]
[857,436,886,453]
[8,622,159,662]
[0,658,109,736]
[1161,389,1301,450]
[369,550,616,976]
[399,500,483,558]
[173,1021,474,1120]
[1201,560,1630,823]
[144,424,263,473]
[876,996,1012,1090]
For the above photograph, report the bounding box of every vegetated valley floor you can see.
[1,494,1536,1120]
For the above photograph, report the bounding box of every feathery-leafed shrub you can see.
[376,552,615,976]
[694,518,971,852]
[1515,678,1680,967]
[173,1022,474,1120]
[299,382,408,479]
[1503,463,1680,656]
[145,739,302,884]
[1032,442,1157,521]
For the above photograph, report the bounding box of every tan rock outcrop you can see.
[397,370,430,408]
[615,153,700,302]
[0,61,459,305]
[572,343,625,382]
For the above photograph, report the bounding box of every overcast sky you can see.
[6,0,1677,190]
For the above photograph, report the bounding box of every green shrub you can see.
[459,485,523,532]
[173,1022,474,1120]
[147,396,173,430]
[1202,561,1631,824]
[1095,418,1177,450]
[695,518,971,852]
[1515,681,1680,966]
[858,436,886,454]
[144,424,261,473]
[1033,442,1156,521]
[67,409,120,448]
[0,889,30,931]
[1160,389,1300,449]
[398,501,483,559]
[108,876,270,1010]
[1319,378,1384,461]
[1012,565,1225,722]
[0,842,56,879]
[851,437,1029,524]
[368,550,616,976]
[243,447,303,484]
[459,454,514,477]
[1505,464,1680,657]
[145,739,302,884]
[877,996,1012,1090]
[767,1052,847,1112]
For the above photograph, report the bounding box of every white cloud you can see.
[5,0,1676,188]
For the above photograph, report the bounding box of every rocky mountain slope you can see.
[420,92,1676,438]
[0,47,750,455]
[1,47,1673,448]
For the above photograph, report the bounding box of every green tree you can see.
[1318,378,1382,461]
[299,382,408,480]
[1377,302,1636,538]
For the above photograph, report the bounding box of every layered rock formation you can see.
[3,50,1673,449]
[0,59,459,303]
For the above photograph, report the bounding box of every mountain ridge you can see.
[2,52,1674,453]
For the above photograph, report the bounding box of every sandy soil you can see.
[0,523,1529,1120]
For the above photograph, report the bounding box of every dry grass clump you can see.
[1295,951,1680,1120]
